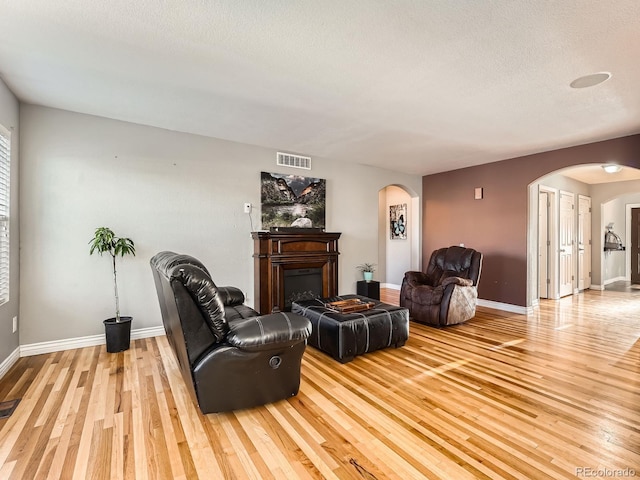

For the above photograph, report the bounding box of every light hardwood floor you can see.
[1,289,639,479]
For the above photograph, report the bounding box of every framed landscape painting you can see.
[261,172,326,229]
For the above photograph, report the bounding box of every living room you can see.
[8,88,639,365]
[1,2,640,478]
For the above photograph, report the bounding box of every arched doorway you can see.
[378,185,420,290]
[527,165,640,304]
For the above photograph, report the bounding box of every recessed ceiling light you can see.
[602,164,622,173]
[570,72,611,89]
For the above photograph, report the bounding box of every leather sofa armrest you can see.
[227,312,312,352]
[441,276,473,288]
[217,286,245,306]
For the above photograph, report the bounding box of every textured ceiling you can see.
[0,1,639,176]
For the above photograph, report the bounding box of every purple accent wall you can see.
[422,134,640,307]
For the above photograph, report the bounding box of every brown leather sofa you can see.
[400,246,482,327]
[150,251,311,414]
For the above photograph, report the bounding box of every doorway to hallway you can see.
[631,207,640,284]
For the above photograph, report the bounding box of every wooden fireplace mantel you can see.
[252,230,341,314]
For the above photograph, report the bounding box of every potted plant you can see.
[89,227,136,353]
[357,263,376,282]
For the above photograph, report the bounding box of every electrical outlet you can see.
[12,316,17,333]
[243,203,252,214]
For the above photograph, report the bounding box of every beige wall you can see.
[602,197,627,281]
[19,105,421,345]
[422,134,640,307]
[0,78,19,369]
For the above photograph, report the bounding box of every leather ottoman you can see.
[292,294,409,363]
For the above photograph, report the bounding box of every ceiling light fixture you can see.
[602,164,622,174]
[570,72,611,89]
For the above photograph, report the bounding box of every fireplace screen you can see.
[283,268,323,309]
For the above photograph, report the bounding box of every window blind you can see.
[0,125,10,305]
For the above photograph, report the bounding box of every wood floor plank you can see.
[1,288,640,479]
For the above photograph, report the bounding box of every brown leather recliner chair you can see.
[150,251,311,414]
[400,246,483,327]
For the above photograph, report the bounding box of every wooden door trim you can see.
[539,185,558,299]
[559,190,575,297]
[578,194,591,291]
[626,203,640,282]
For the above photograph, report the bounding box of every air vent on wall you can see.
[277,152,311,170]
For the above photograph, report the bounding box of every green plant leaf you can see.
[89,227,116,255]
[114,238,136,257]
[356,262,376,272]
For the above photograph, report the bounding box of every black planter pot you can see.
[103,316,133,353]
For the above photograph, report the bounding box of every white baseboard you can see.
[477,299,530,315]
[20,326,165,357]
[590,284,604,291]
[604,276,626,286]
[0,347,20,380]
[130,326,165,340]
[381,283,401,290]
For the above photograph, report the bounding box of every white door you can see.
[559,191,575,297]
[578,195,591,291]
[539,192,549,298]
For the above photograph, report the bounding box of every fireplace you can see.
[283,267,323,309]
[252,230,341,314]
